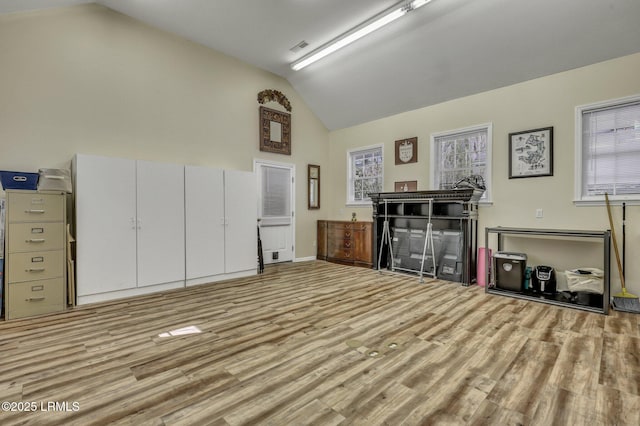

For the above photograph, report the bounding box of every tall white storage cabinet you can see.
[185,166,257,286]
[73,154,185,304]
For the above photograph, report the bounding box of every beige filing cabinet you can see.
[4,190,66,320]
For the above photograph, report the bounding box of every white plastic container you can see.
[37,168,72,193]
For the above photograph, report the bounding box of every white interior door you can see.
[255,160,294,264]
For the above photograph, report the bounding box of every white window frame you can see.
[575,94,640,206]
[346,144,384,206]
[430,123,492,204]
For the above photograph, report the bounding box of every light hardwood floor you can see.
[0,261,639,425]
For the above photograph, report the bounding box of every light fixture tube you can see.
[291,0,433,71]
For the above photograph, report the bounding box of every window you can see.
[430,123,492,202]
[347,145,383,205]
[576,95,640,204]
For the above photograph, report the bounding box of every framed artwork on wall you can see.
[509,127,553,178]
[259,106,291,155]
[394,180,417,192]
[395,137,418,165]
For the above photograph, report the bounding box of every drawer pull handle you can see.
[26,239,46,243]
[25,209,45,214]
[26,297,45,302]
[26,268,46,272]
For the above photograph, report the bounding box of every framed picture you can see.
[509,127,553,178]
[395,137,418,165]
[259,106,291,155]
[394,180,417,192]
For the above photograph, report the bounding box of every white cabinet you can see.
[73,154,185,304]
[224,169,258,274]
[185,166,225,282]
[136,160,185,287]
[185,166,257,286]
[74,154,257,304]
[74,155,137,297]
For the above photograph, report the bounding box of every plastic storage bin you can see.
[0,171,39,190]
[493,252,527,292]
[37,168,72,193]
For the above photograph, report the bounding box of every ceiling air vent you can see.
[289,40,309,53]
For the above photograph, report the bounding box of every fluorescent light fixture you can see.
[291,0,433,71]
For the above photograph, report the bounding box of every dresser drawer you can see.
[6,278,65,319]
[6,250,65,283]
[328,248,352,260]
[8,222,65,252]
[7,192,64,222]
[328,238,352,252]
[328,223,353,240]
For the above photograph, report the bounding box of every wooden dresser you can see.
[317,220,373,268]
[4,190,66,320]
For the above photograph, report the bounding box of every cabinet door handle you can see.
[26,238,46,243]
[26,268,46,272]
[27,297,45,302]
[25,209,45,214]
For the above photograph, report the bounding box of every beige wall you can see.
[0,4,329,260]
[3,4,640,296]
[328,52,640,295]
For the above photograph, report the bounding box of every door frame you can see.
[253,158,296,262]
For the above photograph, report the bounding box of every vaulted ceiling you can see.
[2,0,640,130]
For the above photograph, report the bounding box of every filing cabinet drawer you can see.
[7,278,65,319]
[6,250,64,283]
[7,192,64,222]
[8,222,65,252]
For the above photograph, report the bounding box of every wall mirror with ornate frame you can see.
[308,164,320,209]
[259,106,291,155]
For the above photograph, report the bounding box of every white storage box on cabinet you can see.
[185,166,257,286]
[73,154,185,305]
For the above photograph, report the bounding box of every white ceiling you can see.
[2,0,640,130]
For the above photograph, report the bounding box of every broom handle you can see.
[605,193,627,292]
[622,202,626,278]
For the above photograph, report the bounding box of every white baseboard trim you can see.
[294,256,317,263]
[186,269,257,287]
[77,280,185,305]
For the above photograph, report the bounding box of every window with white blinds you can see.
[347,145,383,205]
[431,123,492,202]
[260,165,291,225]
[577,95,640,202]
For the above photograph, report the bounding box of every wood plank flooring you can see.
[0,261,639,425]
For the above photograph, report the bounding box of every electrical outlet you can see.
[536,208,543,218]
